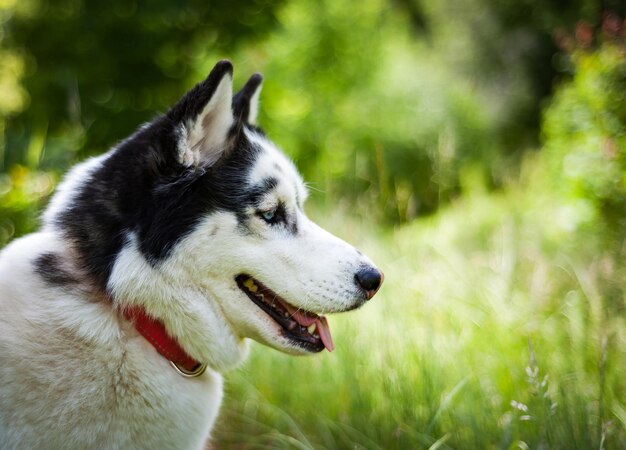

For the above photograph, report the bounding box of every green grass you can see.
[4,163,622,449]
[213,186,626,449]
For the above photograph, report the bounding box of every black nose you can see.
[355,267,384,300]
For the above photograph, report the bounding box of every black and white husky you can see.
[0,61,382,448]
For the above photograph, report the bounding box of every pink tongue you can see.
[283,304,334,352]
[315,316,334,352]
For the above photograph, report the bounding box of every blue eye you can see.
[261,209,276,222]
[259,205,286,225]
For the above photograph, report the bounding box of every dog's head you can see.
[66,61,382,366]
[166,61,383,355]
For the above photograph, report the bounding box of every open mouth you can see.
[235,274,334,352]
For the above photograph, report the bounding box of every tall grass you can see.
[213,180,626,449]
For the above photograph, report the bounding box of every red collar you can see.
[122,306,205,375]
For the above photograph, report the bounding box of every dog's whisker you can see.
[303,182,325,194]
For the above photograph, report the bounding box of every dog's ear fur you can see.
[168,60,235,167]
[233,73,263,126]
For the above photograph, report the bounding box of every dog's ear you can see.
[168,60,235,167]
[233,73,263,126]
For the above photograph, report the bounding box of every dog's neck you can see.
[122,305,205,374]
[108,235,250,373]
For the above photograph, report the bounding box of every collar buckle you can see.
[170,361,207,378]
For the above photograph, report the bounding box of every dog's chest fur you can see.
[0,233,223,448]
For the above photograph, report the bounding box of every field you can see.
[213,180,626,449]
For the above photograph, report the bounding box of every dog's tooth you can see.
[307,324,316,334]
[243,278,257,292]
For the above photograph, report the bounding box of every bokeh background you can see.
[1,0,625,448]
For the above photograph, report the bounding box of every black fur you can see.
[167,60,234,125]
[233,73,263,124]
[245,177,279,207]
[34,252,78,287]
[52,62,267,292]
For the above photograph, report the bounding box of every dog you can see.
[0,60,383,448]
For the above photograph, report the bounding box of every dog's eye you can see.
[258,205,286,225]
[261,209,276,222]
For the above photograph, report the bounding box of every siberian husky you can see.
[0,61,383,448]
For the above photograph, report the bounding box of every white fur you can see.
[180,74,234,167]
[0,233,223,449]
[247,82,261,125]
[108,231,250,371]
[42,152,109,229]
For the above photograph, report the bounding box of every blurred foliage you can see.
[543,18,626,238]
[251,0,495,221]
[0,165,55,246]
[0,0,617,228]
[2,0,285,167]
[247,0,599,221]
[0,0,285,243]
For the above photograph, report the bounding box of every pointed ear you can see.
[168,60,235,166]
[233,73,263,126]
